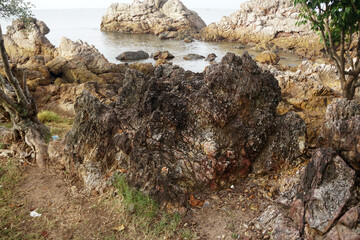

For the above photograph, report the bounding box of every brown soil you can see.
[1,155,279,240]
[1,157,121,239]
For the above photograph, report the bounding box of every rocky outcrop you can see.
[200,0,323,57]
[290,148,356,238]
[4,18,56,62]
[320,99,360,172]
[269,60,341,145]
[58,37,118,74]
[64,53,307,204]
[100,0,206,38]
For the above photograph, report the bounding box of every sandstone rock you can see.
[101,0,206,37]
[58,37,118,74]
[269,60,340,145]
[128,63,155,76]
[153,51,175,60]
[320,99,360,172]
[255,51,280,65]
[65,53,289,202]
[183,54,205,61]
[34,81,120,117]
[155,59,168,66]
[46,57,68,76]
[200,0,323,57]
[205,53,217,62]
[61,60,102,84]
[116,51,150,61]
[4,18,56,62]
[292,148,355,235]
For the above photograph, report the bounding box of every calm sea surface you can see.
[1,8,303,72]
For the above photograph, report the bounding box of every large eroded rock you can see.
[65,53,310,204]
[4,18,56,62]
[100,0,206,38]
[58,37,119,74]
[320,99,360,172]
[200,0,322,56]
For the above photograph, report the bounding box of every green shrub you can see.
[37,111,60,123]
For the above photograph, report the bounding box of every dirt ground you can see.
[0,154,281,240]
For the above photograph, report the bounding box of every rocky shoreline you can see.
[0,1,359,239]
[100,0,206,40]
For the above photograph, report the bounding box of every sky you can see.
[30,0,244,10]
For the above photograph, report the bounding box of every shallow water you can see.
[1,8,304,72]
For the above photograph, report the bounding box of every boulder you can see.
[58,37,118,74]
[46,57,68,76]
[65,53,292,203]
[205,53,217,62]
[183,54,205,61]
[255,51,280,65]
[100,0,206,37]
[320,99,360,172]
[63,53,290,203]
[116,51,150,61]
[4,18,56,62]
[290,148,355,235]
[200,0,323,57]
[153,51,175,60]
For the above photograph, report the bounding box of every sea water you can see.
[1,8,303,72]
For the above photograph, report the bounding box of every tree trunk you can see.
[0,24,50,168]
[342,76,357,100]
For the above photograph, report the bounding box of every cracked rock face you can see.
[291,148,356,235]
[100,0,206,37]
[65,53,306,204]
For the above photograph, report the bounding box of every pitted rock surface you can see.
[65,53,307,204]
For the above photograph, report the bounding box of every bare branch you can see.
[0,24,29,106]
[0,87,20,112]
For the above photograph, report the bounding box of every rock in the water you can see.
[116,51,150,61]
[291,148,355,234]
[100,0,206,37]
[320,99,360,172]
[255,51,280,65]
[200,0,323,57]
[205,53,217,62]
[65,52,291,203]
[183,54,205,61]
[4,18,56,61]
[153,51,175,60]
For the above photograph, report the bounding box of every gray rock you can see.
[183,54,205,60]
[320,99,360,173]
[292,148,356,234]
[205,53,217,62]
[116,51,150,61]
